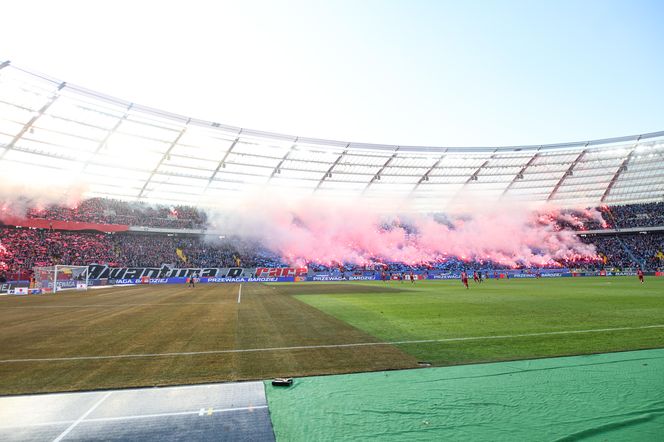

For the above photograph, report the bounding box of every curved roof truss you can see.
[0,61,663,210]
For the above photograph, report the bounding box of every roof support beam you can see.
[0,60,10,71]
[465,160,490,184]
[267,139,298,182]
[80,103,134,174]
[138,119,190,198]
[410,153,447,195]
[600,138,640,203]
[362,149,398,193]
[501,152,540,197]
[205,135,241,191]
[449,152,496,202]
[0,81,66,160]
[314,145,348,192]
[547,149,587,201]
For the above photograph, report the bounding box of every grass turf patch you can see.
[2,276,662,395]
[268,282,413,295]
[294,277,664,365]
[0,284,416,395]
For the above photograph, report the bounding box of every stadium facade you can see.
[0,60,663,210]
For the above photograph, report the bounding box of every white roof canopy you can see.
[1,61,663,210]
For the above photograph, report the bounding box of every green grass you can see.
[0,277,662,395]
[294,277,664,365]
[0,283,416,395]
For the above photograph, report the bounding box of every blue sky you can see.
[1,0,662,147]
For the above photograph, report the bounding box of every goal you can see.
[32,265,89,293]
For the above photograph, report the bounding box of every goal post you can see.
[32,265,89,293]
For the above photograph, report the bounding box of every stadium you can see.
[1,4,664,440]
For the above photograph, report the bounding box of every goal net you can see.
[32,265,89,293]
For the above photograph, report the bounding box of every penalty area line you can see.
[1,324,663,364]
[52,391,112,442]
[237,284,242,304]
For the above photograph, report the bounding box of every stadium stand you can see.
[544,203,664,231]
[2,197,664,280]
[605,202,664,229]
[0,226,286,279]
[10,198,664,233]
[24,198,208,229]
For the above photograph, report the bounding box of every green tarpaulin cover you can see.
[266,348,664,441]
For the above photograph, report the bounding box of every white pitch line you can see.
[52,391,112,442]
[84,404,267,423]
[237,284,242,304]
[1,405,268,430]
[1,324,663,364]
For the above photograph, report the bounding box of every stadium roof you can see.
[1,60,663,210]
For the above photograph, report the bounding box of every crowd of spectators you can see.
[549,208,611,231]
[0,227,285,279]
[0,228,119,279]
[11,198,664,232]
[545,202,664,231]
[1,226,663,281]
[578,235,636,269]
[605,202,664,229]
[25,198,207,229]
[116,234,284,269]
[2,198,664,280]
[619,233,664,269]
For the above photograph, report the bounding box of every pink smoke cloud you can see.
[541,206,609,231]
[0,177,87,221]
[209,195,601,268]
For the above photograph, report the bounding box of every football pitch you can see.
[0,277,663,395]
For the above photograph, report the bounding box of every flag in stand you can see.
[176,248,188,264]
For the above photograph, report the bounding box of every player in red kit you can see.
[461,271,469,289]
[410,271,415,283]
[637,268,644,284]
[473,271,479,283]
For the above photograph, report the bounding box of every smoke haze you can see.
[206,193,601,268]
[0,166,602,268]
